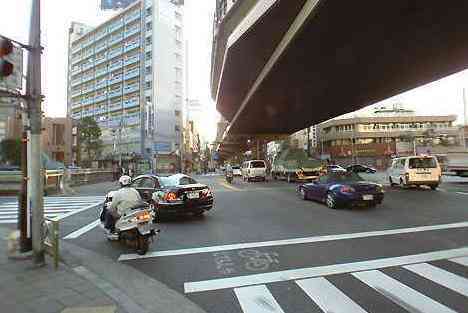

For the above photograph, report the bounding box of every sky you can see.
[0,1,467,143]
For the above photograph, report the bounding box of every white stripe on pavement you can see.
[118,221,468,261]
[450,256,468,266]
[0,219,17,224]
[183,247,468,293]
[352,270,457,313]
[296,277,368,313]
[56,202,103,220]
[0,210,73,215]
[456,192,468,196]
[234,285,285,313]
[64,219,101,239]
[403,263,468,297]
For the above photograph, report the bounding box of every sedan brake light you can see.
[201,188,212,197]
[164,192,179,202]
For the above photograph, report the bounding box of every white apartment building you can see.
[67,0,184,158]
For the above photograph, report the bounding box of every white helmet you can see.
[119,175,132,187]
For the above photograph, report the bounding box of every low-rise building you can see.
[42,117,77,166]
[319,104,461,168]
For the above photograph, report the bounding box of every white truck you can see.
[445,152,468,177]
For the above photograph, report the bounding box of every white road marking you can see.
[456,192,468,196]
[296,277,368,313]
[183,247,468,293]
[450,256,468,266]
[64,219,101,239]
[234,285,285,313]
[118,221,468,261]
[352,270,457,313]
[404,263,468,297]
[0,219,17,224]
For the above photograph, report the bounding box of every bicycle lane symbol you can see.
[212,249,281,276]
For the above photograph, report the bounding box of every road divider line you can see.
[218,180,243,192]
[184,247,468,293]
[117,221,468,261]
[64,219,101,239]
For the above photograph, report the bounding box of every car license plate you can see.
[363,195,373,201]
[187,191,199,199]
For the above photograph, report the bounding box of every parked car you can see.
[297,171,384,209]
[326,165,347,173]
[387,155,441,190]
[232,166,242,176]
[129,173,214,217]
[241,160,267,182]
[346,164,377,174]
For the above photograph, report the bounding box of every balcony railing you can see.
[109,104,123,112]
[71,55,82,65]
[108,48,123,59]
[109,34,124,46]
[81,98,93,105]
[124,27,140,38]
[95,43,107,53]
[71,44,82,54]
[123,84,139,94]
[108,88,122,98]
[109,75,123,85]
[123,97,139,109]
[82,75,94,83]
[71,89,81,97]
[124,68,139,80]
[95,30,108,41]
[83,37,94,48]
[95,80,107,90]
[82,62,94,71]
[71,78,82,87]
[95,67,107,78]
[125,11,140,24]
[71,66,81,75]
[71,101,81,109]
[71,112,81,119]
[84,49,94,58]
[95,55,107,66]
[108,20,124,33]
[109,60,123,72]
[124,41,139,53]
[94,94,107,103]
[82,85,94,94]
[124,55,139,66]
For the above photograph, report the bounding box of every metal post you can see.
[27,0,44,265]
[139,0,147,158]
[256,139,260,160]
[19,116,31,252]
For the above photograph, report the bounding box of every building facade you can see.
[67,0,184,161]
[41,117,77,165]
[319,105,460,167]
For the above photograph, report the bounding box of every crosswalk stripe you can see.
[352,270,457,313]
[0,210,72,215]
[296,277,368,313]
[449,256,468,267]
[234,285,285,313]
[0,219,17,224]
[404,263,468,297]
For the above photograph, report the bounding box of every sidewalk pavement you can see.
[0,227,122,313]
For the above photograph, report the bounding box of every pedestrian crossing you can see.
[216,257,468,313]
[0,196,104,224]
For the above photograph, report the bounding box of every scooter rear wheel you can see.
[136,235,149,255]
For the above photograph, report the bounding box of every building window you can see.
[174,25,182,41]
[175,67,182,81]
[146,36,152,45]
[175,11,182,21]
[146,7,152,17]
[175,125,180,132]
[146,65,152,75]
[175,110,181,117]
[146,21,152,31]
[145,81,152,89]
[175,53,182,63]
[53,124,65,145]
[145,96,151,103]
[146,51,152,59]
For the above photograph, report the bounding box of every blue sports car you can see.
[297,172,384,209]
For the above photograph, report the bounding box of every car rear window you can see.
[251,161,265,168]
[159,176,198,187]
[408,157,437,169]
[328,172,363,182]
[232,166,240,169]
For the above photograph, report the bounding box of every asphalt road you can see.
[53,174,468,313]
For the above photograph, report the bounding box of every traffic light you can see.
[0,38,14,78]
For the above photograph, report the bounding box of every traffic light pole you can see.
[27,0,44,266]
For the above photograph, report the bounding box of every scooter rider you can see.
[105,175,145,237]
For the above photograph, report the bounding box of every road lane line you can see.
[218,180,243,191]
[57,202,103,220]
[449,256,468,266]
[296,277,368,313]
[118,221,468,261]
[64,219,101,239]
[352,270,457,313]
[456,192,468,196]
[183,247,468,293]
[403,263,468,297]
[234,285,285,313]
[0,219,18,224]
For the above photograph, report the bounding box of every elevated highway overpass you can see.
[213,0,468,147]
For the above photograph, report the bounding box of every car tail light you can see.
[340,185,355,193]
[405,173,410,183]
[164,192,178,202]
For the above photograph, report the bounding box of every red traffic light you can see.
[0,38,13,57]
[0,59,14,77]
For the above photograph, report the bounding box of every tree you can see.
[78,117,102,165]
[0,138,21,166]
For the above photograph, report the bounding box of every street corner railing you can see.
[43,217,59,270]
[69,169,113,186]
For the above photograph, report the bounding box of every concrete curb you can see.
[60,240,207,313]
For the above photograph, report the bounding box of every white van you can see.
[242,160,267,182]
[388,156,441,190]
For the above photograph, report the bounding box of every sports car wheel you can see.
[326,193,338,209]
[299,187,307,200]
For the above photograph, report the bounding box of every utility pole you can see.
[27,0,44,265]
[19,109,31,252]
